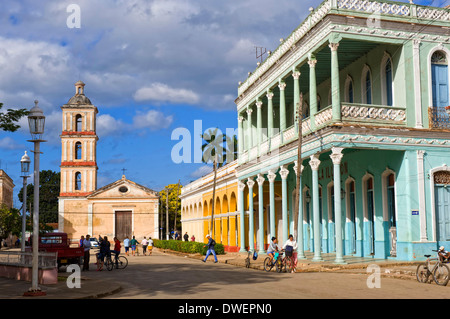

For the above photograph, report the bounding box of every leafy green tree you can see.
[0,204,21,242]
[18,170,60,224]
[0,103,29,132]
[159,183,182,238]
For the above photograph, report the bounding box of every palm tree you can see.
[201,129,237,237]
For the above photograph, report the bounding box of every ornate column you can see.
[238,180,247,253]
[256,174,266,254]
[238,115,244,155]
[293,70,301,133]
[256,100,263,154]
[308,57,318,131]
[246,107,253,151]
[330,147,346,264]
[267,169,277,238]
[294,160,306,259]
[329,42,341,122]
[267,90,274,139]
[247,177,255,252]
[413,40,423,128]
[279,81,287,141]
[280,165,289,244]
[417,150,427,241]
[310,154,323,261]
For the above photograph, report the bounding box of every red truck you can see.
[27,232,84,269]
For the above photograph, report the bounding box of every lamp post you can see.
[24,100,46,296]
[165,187,172,240]
[20,151,31,253]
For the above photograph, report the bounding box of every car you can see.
[90,237,99,248]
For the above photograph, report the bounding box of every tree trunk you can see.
[294,93,303,241]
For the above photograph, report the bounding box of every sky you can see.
[0,0,447,207]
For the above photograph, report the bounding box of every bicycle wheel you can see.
[285,257,293,273]
[105,257,114,271]
[117,256,128,269]
[433,263,450,286]
[263,257,273,272]
[245,257,250,268]
[275,258,284,273]
[416,264,430,283]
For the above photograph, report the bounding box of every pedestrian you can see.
[174,232,179,240]
[124,236,130,256]
[183,232,189,242]
[191,235,195,242]
[130,236,139,256]
[97,235,111,271]
[79,235,84,247]
[148,237,154,255]
[142,236,148,256]
[202,234,218,263]
[82,234,91,271]
[282,234,298,273]
[112,237,121,268]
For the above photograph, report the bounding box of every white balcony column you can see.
[247,177,255,252]
[238,115,244,155]
[246,107,253,150]
[279,81,287,142]
[329,42,341,122]
[256,174,266,254]
[310,154,323,262]
[238,180,247,253]
[294,160,306,259]
[267,90,274,139]
[292,69,301,133]
[308,57,318,131]
[417,150,427,241]
[280,165,290,244]
[256,99,263,153]
[330,147,346,264]
[267,169,277,238]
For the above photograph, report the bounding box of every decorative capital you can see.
[292,71,301,80]
[238,180,246,191]
[238,116,244,123]
[328,42,339,52]
[330,147,344,165]
[247,177,255,189]
[267,170,277,183]
[279,165,289,180]
[256,173,265,186]
[417,150,426,160]
[266,91,274,100]
[256,100,263,109]
[278,82,287,91]
[307,59,317,68]
[309,154,321,171]
[293,160,304,176]
[413,39,421,49]
[246,108,253,115]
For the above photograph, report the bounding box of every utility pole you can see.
[165,187,171,240]
[174,180,181,237]
[294,93,303,241]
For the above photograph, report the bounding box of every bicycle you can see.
[245,250,251,268]
[416,250,450,286]
[275,250,294,273]
[112,253,128,269]
[264,252,282,272]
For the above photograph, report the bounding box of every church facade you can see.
[58,81,159,244]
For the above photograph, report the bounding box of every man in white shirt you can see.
[82,234,92,271]
[142,237,149,256]
[282,234,298,273]
[148,237,154,255]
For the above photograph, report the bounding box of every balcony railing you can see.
[429,106,450,130]
[341,103,406,125]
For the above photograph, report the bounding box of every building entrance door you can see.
[115,211,132,241]
[435,185,450,247]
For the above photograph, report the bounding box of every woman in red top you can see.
[112,237,121,268]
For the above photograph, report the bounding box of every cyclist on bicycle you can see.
[97,235,111,271]
[282,234,298,273]
[267,237,279,264]
[438,246,450,262]
[112,237,121,267]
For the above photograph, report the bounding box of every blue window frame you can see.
[365,71,372,104]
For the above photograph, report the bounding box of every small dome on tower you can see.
[68,80,92,105]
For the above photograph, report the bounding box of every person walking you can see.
[79,235,84,247]
[130,236,139,256]
[148,237,154,255]
[82,234,91,271]
[202,234,218,263]
[97,236,111,271]
[183,232,189,242]
[142,236,148,256]
[124,236,130,256]
[282,234,298,273]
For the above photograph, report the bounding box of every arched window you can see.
[385,58,393,106]
[348,80,354,103]
[75,114,82,132]
[387,173,396,228]
[75,142,82,160]
[345,75,354,103]
[365,70,372,104]
[431,51,449,108]
[317,95,321,111]
[75,172,82,190]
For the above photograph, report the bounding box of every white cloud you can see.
[96,114,127,137]
[134,83,200,105]
[0,137,24,150]
[132,110,173,130]
[189,165,213,179]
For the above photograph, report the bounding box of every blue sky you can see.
[0,0,447,207]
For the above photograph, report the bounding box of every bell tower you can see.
[60,81,99,197]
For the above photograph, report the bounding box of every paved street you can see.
[78,251,449,299]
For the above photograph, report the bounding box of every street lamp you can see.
[20,151,31,253]
[24,100,46,297]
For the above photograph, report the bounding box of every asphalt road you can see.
[81,251,449,299]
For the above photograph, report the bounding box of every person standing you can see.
[124,236,130,256]
[142,236,148,256]
[148,237,154,255]
[130,236,139,256]
[82,234,91,271]
[79,235,84,247]
[191,235,195,242]
[112,237,121,268]
[202,234,218,263]
[282,234,298,273]
[183,232,189,242]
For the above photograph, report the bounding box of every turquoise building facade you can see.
[235,0,450,261]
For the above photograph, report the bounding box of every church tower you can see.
[60,81,98,197]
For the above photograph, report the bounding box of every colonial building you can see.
[58,81,159,244]
[0,169,14,209]
[182,0,450,261]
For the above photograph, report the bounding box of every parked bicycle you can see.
[276,250,294,273]
[416,250,450,286]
